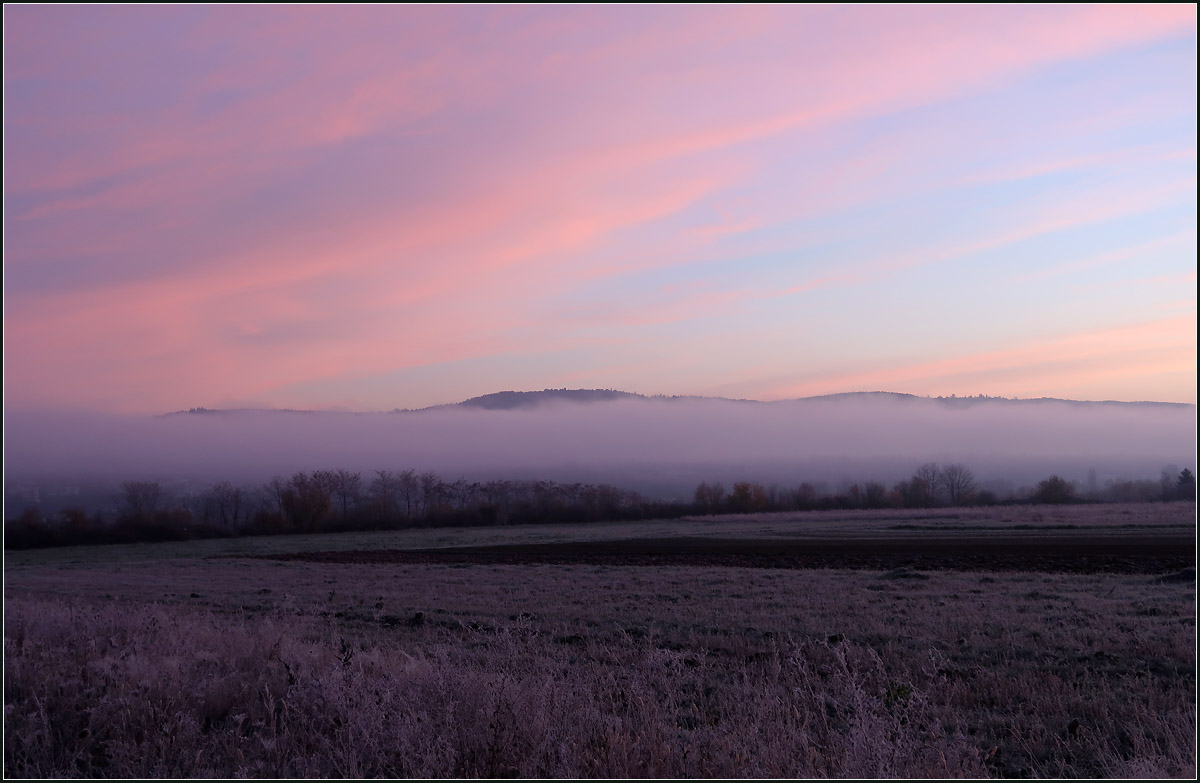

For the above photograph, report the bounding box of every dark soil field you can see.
[244,530,1195,574]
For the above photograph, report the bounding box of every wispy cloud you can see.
[765,316,1197,403]
[4,5,1195,412]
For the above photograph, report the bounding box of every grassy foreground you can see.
[4,504,1196,777]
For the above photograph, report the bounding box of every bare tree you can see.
[120,481,161,520]
[311,470,338,499]
[185,490,216,526]
[368,470,400,522]
[211,481,244,530]
[264,475,287,517]
[445,478,470,511]
[913,463,942,507]
[729,482,767,512]
[482,480,512,523]
[331,469,362,520]
[939,463,976,506]
[398,470,418,518]
[284,472,331,533]
[792,482,818,510]
[694,481,725,514]
[596,483,624,516]
[863,481,889,509]
[419,472,443,516]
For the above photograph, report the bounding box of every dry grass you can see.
[4,597,992,777]
[5,533,1196,778]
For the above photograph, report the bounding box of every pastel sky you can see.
[4,4,1197,413]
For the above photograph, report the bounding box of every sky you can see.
[4,4,1197,414]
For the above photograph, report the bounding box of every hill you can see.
[163,389,1193,416]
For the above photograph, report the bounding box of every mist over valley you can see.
[6,390,1193,513]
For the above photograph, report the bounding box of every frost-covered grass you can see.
[5,552,1195,777]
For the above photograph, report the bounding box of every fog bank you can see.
[5,397,1194,500]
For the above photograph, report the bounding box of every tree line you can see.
[4,465,1195,550]
[695,465,1196,514]
[4,472,662,549]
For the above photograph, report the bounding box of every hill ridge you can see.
[163,389,1195,416]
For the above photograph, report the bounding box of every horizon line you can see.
[144,388,1198,416]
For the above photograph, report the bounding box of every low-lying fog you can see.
[5,396,1194,505]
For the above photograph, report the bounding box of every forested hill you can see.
[447,389,1193,412]
[447,389,1193,411]
[456,389,648,409]
[164,389,1194,416]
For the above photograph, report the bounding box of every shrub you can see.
[1033,475,1075,504]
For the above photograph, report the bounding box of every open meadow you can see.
[4,502,1196,777]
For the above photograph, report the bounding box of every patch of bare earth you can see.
[238,530,1194,574]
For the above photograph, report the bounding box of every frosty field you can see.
[4,503,1195,777]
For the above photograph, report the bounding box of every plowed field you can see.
[243,530,1195,573]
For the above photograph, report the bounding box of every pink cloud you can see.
[10,159,1188,412]
[764,316,1198,403]
[5,5,1194,412]
[11,5,1191,198]
[4,157,745,411]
